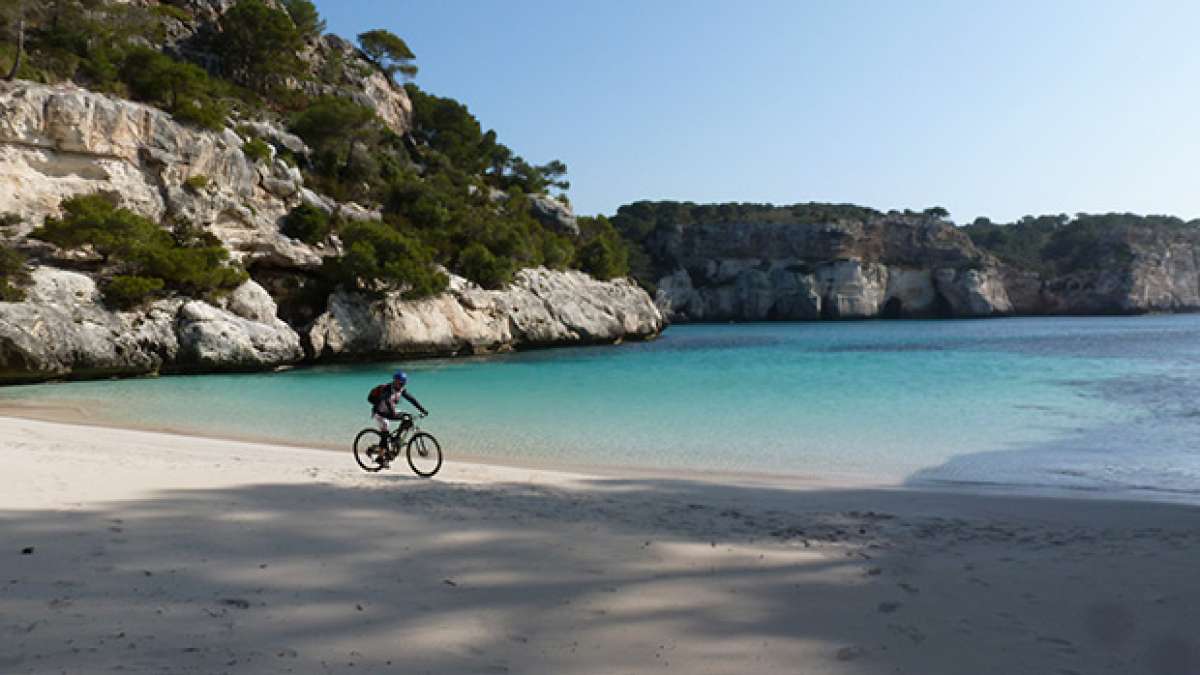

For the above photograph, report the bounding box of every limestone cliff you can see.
[646,214,1013,321]
[0,81,663,383]
[626,204,1200,321]
[0,268,303,383]
[307,268,662,360]
[0,266,661,384]
[0,81,324,268]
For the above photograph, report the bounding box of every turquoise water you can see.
[4,316,1200,500]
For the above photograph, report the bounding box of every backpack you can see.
[367,384,389,405]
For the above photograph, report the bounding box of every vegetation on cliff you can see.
[30,195,248,309]
[609,201,893,288]
[608,200,1200,292]
[0,0,631,299]
[960,213,1193,276]
[0,243,29,301]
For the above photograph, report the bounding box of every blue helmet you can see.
[392,370,408,384]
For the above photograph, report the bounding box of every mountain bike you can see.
[353,413,443,477]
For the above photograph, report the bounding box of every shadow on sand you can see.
[3,472,1199,674]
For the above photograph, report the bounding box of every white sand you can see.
[2,415,1199,674]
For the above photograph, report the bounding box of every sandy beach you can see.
[3,415,1199,675]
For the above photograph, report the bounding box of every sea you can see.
[4,316,1200,502]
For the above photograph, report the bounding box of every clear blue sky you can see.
[315,0,1200,223]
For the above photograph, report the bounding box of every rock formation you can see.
[0,269,302,383]
[307,268,662,360]
[647,215,1014,321]
[638,209,1200,321]
[0,79,663,384]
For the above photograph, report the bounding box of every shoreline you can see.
[4,310,1198,388]
[0,399,898,490]
[1,395,1195,508]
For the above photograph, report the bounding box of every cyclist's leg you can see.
[372,415,395,464]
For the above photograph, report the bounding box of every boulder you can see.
[528,194,579,236]
[0,267,303,383]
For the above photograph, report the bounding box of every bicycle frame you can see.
[386,416,421,448]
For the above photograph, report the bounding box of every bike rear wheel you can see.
[353,428,389,472]
[406,432,443,477]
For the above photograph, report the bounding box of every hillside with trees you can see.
[0,0,630,310]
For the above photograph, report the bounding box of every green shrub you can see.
[0,245,29,302]
[184,175,209,192]
[242,138,272,163]
[323,220,447,298]
[281,204,332,244]
[32,194,142,259]
[121,46,229,131]
[0,212,21,229]
[289,96,376,156]
[31,195,246,306]
[541,232,575,270]
[282,0,326,40]
[152,5,192,23]
[574,215,630,280]
[576,237,627,281]
[102,275,164,309]
[216,0,304,96]
[457,242,514,289]
[277,149,299,168]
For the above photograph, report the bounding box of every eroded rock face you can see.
[655,258,1013,321]
[175,299,304,370]
[528,194,579,237]
[0,81,323,269]
[308,268,663,360]
[649,210,1200,320]
[303,35,413,136]
[648,215,1011,321]
[158,1,412,135]
[0,269,302,383]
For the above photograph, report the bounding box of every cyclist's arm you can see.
[402,390,429,416]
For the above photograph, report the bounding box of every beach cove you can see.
[4,317,1200,673]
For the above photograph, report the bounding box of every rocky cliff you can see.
[0,80,662,384]
[646,214,1014,321]
[620,203,1200,321]
[0,266,660,384]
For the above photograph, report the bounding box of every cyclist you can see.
[371,370,429,467]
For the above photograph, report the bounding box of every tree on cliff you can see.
[358,29,418,83]
[322,219,447,298]
[122,47,228,130]
[30,195,247,308]
[574,216,630,280]
[1,0,26,81]
[216,0,303,96]
[0,244,29,301]
[282,0,325,41]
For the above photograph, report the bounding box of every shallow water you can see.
[4,316,1200,501]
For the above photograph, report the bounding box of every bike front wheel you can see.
[353,428,388,472]
[406,432,443,477]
